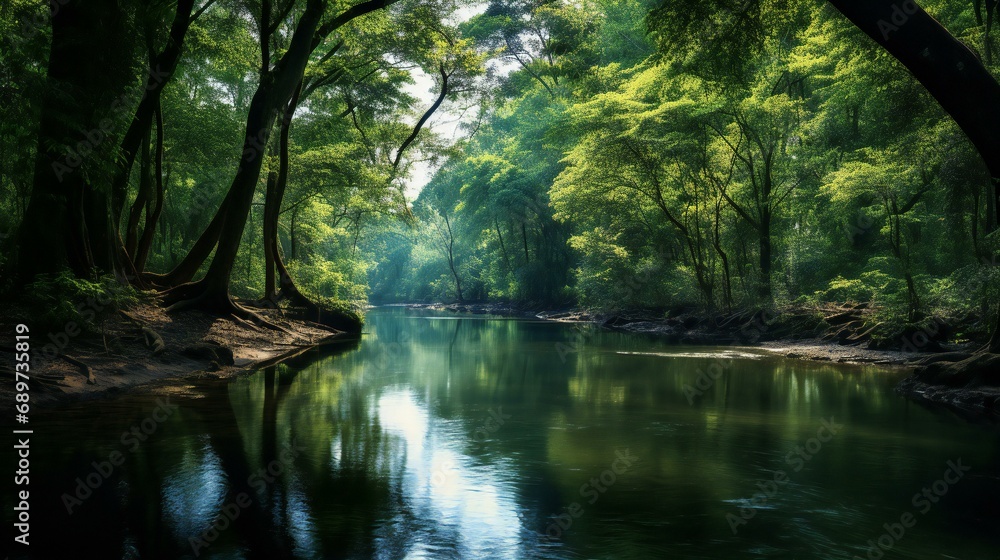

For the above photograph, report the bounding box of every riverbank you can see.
[405,301,1000,420]
[404,301,954,364]
[8,300,998,420]
[1,300,355,408]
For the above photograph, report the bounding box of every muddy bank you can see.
[1,301,356,408]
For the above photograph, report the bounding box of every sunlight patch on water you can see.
[161,436,227,538]
[376,387,522,558]
[285,480,319,558]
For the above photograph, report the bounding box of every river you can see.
[9,307,1000,559]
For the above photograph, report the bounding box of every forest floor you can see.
[0,300,354,408]
[410,302,1000,421]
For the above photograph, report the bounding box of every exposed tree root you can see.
[913,352,1000,387]
[141,326,166,355]
[60,354,96,384]
[161,280,292,334]
[141,271,177,291]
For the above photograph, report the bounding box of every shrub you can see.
[22,271,140,333]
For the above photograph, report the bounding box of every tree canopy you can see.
[3,0,1000,344]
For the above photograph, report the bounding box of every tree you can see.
[709,88,804,302]
[650,0,1000,347]
[16,0,139,282]
[160,0,402,325]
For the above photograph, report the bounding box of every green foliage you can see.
[289,258,370,305]
[307,292,366,329]
[821,276,872,304]
[22,272,140,333]
[4,0,1000,340]
[358,0,1000,324]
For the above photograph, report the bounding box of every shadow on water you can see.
[5,308,1000,559]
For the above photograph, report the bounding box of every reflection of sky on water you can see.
[23,309,1000,560]
[162,436,226,541]
[376,387,522,559]
[286,482,319,558]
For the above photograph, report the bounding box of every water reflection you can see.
[11,308,1000,559]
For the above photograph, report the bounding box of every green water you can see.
[9,307,1000,559]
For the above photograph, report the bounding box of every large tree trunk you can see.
[124,124,153,259]
[163,0,401,318]
[102,0,196,281]
[15,0,193,286]
[163,0,324,319]
[163,89,281,312]
[827,1,1000,183]
[146,191,229,287]
[257,88,362,334]
[263,85,301,302]
[263,171,279,300]
[16,0,131,283]
[827,0,1000,350]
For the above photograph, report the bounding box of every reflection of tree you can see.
[123,426,165,554]
[261,352,403,556]
[206,380,292,558]
[31,310,993,559]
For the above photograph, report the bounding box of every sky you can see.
[399,1,490,201]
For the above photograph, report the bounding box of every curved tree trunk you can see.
[163,0,325,322]
[262,84,302,302]
[258,83,362,334]
[828,0,1000,350]
[163,88,279,313]
[111,0,197,227]
[134,101,167,272]
[146,191,229,287]
[125,123,153,259]
[162,0,408,332]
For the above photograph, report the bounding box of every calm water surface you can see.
[8,307,1000,559]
